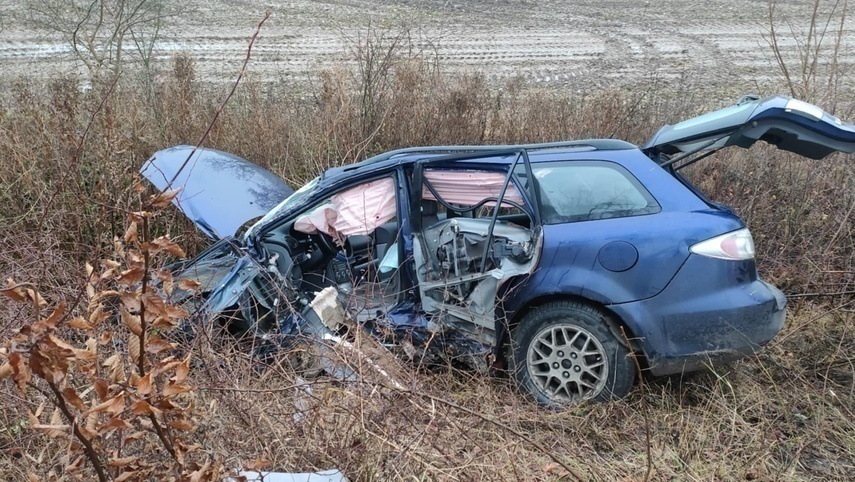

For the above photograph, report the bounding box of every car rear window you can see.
[530,161,659,224]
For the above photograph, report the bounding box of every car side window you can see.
[532,161,659,224]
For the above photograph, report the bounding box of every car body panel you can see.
[502,209,745,312]
[608,256,787,376]
[141,145,294,239]
[644,94,855,159]
[168,238,267,323]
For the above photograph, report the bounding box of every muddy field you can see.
[1,0,853,93]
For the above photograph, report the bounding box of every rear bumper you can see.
[608,256,786,376]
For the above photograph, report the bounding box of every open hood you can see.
[141,146,294,239]
[643,95,855,160]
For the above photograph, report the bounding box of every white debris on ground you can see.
[231,469,347,482]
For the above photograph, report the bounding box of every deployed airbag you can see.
[422,170,524,206]
[294,178,397,242]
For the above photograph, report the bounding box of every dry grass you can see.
[5,301,846,480]
[220,302,851,480]
[1,29,854,480]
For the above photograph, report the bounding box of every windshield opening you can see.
[245,176,321,239]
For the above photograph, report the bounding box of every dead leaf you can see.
[126,249,144,268]
[177,278,201,291]
[2,278,27,302]
[149,188,182,208]
[67,317,94,331]
[128,334,141,368]
[98,417,134,435]
[31,423,70,436]
[163,383,193,398]
[130,211,153,222]
[77,425,97,441]
[108,393,125,414]
[41,302,66,330]
[168,418,194,432]
[114,470,139,482]
[189,460,214,482]
[85,411,98,435]
[152,316,177,329]
[145,335,175,355]
[94,379,109,401]
[123,222,138,243]
[136,373,152,396]
[172,358,190,384]
[166,305,189,319]
[89,303,111,325]
[114,236,125,259]
[141,292,167,318]
[122,308,142,336]
[73,346,98,362]
[46,334,74,352]
[85,397,114,415]
[102,353,125,383]
[0,362,12,381]
[30,343,70,384]
[102,259,121,269]
[174,442,186,465]
[28,288,47,307]
[108,456,138,468]
[157,269,174,296]
[541,462,570,478]
[118,267,145,286]
[8,352,30,393]
[120,292,141,313]
[244,459,272,471]
[153,399,177,411]
[152,236,185,258]
[62,387,86,411]
[124,430,147,443]
[130,400,160,416]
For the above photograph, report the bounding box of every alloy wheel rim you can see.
[526,324,609,403]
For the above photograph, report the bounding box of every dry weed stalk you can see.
[765,0,851,110]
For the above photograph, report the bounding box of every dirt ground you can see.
[1,0,853,93]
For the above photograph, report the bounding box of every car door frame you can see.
[406,148,544,345]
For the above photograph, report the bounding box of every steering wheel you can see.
[313,231,339,256]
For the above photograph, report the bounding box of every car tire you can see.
[510,301,636,407]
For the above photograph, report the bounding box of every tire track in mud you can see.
[0,0,851,92]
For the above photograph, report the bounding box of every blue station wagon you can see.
[142,95,855,406]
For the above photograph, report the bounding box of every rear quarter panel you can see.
[502,151,745,318]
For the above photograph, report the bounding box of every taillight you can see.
[690,228,755,261]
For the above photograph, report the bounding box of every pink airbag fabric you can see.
[422,170,524,206]
[294,178,397,244]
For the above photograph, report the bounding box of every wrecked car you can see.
[142,95,855,407]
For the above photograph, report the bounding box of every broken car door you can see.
[410,151,543,349]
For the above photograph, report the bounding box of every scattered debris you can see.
[231,469,347,482]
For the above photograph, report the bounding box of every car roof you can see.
[321,139,641,185]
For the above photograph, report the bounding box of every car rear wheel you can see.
[510,301,636,407]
